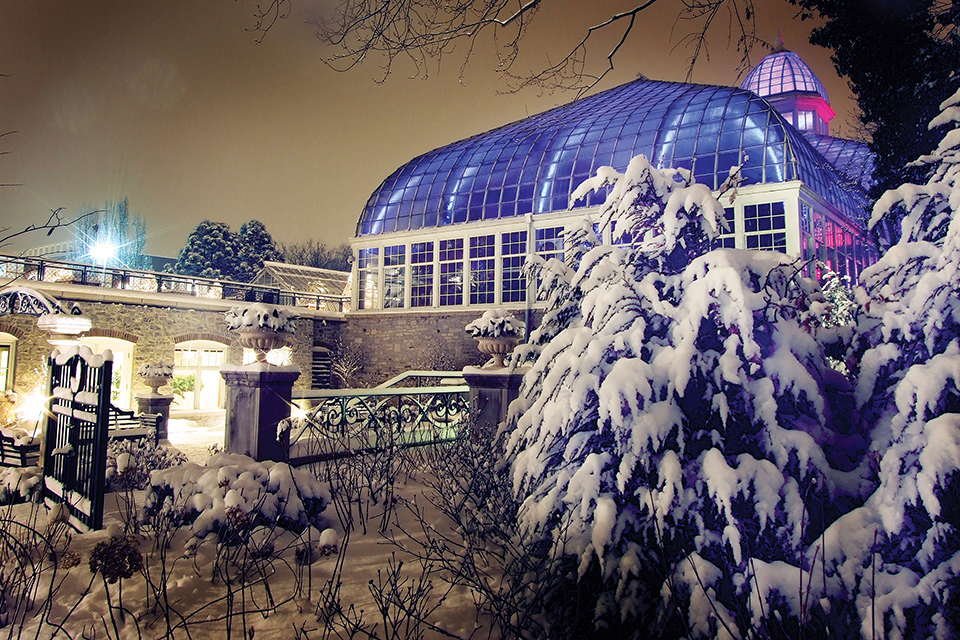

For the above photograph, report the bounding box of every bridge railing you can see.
[285,384,470,465]
[0,254,350,312]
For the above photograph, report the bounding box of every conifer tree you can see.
[822,86,960,640]
[172,220,240,280]
[236,219,282,282]
[504,156,865,636]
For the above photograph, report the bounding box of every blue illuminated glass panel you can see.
[740,51,829,103]
[744,202,787,253]
[746,232,787,252]
[535,227,564,261]
[744,202,786,233]
[358,76,866,238]
[712,208,737,249]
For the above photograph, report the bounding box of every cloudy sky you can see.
[0,0,856,259]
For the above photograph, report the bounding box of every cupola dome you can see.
[740,50,830,103]
[740,44,835,135]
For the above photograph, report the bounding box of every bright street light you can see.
[89,241,116,264]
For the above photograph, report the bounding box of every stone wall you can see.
[2,290,548,420]
[340,309,536,387]
[0,300,345,421]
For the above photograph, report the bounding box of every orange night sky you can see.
[0,0,857,258]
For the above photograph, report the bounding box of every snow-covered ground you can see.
[1,453,488,640]
[166,416,224,463]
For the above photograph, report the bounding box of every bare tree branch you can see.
[236,0,761,96]
[235,0,291,43]
[0,208,100,252]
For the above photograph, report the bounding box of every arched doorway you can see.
[172,339,227,412]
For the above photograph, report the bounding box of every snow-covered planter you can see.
[137,360,173,392]
[465,308,525,338]
[466,309,525,368]
[225,303,297,362]
[143,452,330,540]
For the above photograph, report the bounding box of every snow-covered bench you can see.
[0,428,40,467]
[107,405,161,443]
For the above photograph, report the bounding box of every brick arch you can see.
[0,322,26,339]
[85,328,139,343]
[173,332,233,346]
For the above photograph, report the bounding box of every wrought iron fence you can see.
[286,384,470,464]
[0,254,349,312]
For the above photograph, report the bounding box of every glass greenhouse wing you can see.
[358,79,866,237]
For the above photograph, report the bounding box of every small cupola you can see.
[740,37,835,135]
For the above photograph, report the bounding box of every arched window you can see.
[80,336,135,410]
[173,339,227,411]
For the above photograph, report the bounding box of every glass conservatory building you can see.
[351,48,874,312]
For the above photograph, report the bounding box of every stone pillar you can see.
[462,366,528,436]
[220,366,300,462]
[135,394,175,442]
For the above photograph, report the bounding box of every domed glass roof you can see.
[739,50,830,103]
[357,78,862,237]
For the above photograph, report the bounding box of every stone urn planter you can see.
[142,375,171,393]
[474,336,520,369]
[237,328,290,362]
[466,309,525,369]
[226,303,297,364]
[137,361,174,393]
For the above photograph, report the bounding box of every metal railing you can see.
[286,383,470,465]
[0,254,350,312]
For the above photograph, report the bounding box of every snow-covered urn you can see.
[225,303,297,362]
[466,309,525,368]
[503,155,865,636]
[137,360,173,392]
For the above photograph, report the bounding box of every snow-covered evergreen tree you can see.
[235,219,282,282]
[172,220,241,280]
[504,155,867,637]
[820,87,960,640]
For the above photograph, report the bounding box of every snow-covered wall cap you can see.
[51,345,113,366]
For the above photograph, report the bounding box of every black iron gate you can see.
[42,347,112,531]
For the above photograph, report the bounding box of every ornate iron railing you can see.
[0,254,350,312]
[285,384,470,464]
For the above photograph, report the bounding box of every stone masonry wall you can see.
[340,309,537,387]
[0,302,342,421]
[3,293,549,421]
